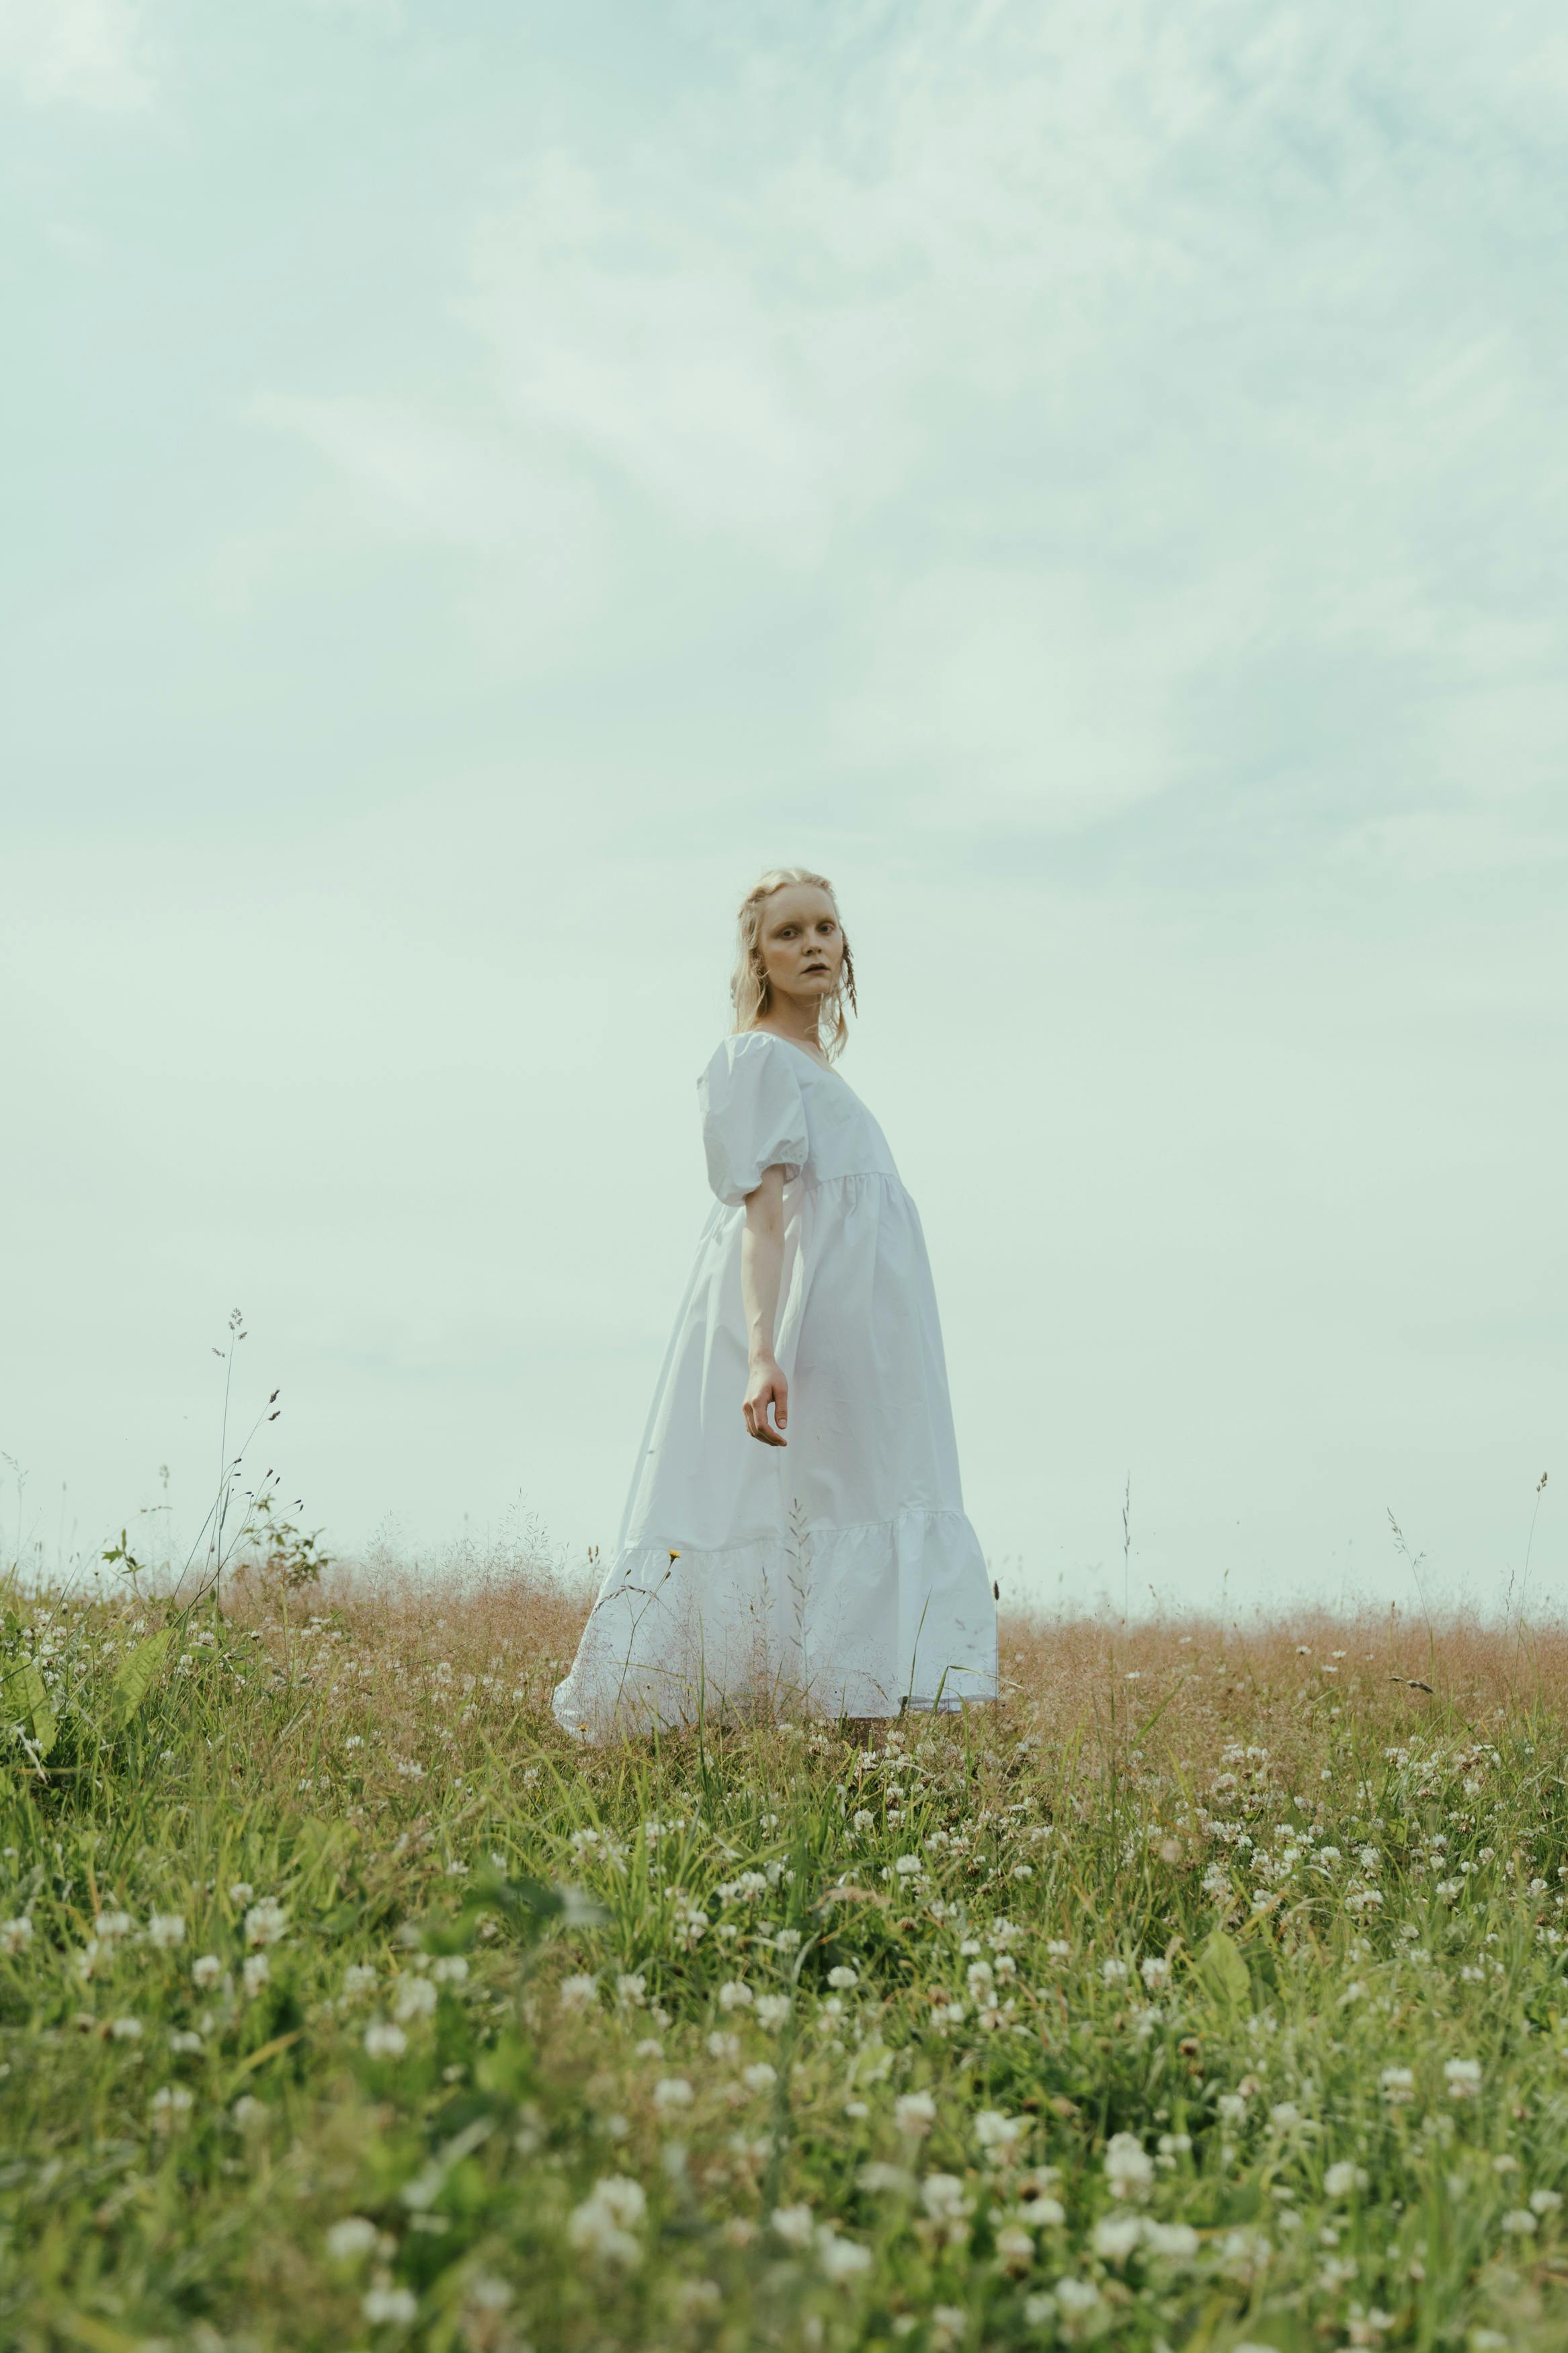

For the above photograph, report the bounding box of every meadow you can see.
[5,1549,1568,2353]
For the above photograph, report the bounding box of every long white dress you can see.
[550,1030,999,1741]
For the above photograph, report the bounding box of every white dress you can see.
[550,1030,999,1741]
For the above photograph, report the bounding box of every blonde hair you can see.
[728,867,858,1062]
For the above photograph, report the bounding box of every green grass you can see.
[4,1572,1568,2352]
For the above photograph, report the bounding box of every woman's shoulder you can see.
[699,1028,810,1078]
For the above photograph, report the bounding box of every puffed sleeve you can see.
[696,1034,811,1207]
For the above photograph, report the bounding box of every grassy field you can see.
[5,1560,1568,2353]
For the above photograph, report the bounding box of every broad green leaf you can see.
[112,1628,172,1718]
[17,1663,57,1759]
[1195,1925,1251,2009]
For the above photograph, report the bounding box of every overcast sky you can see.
[2,0,1563,1624]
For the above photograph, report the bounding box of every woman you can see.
[550,867,998,1742]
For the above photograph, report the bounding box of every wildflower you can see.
[0,1917,32,1954]
[826,1965,858,1990]
[893,1856,923,1878]
[1445,2058,1483,2100]
[390,1972,437,2023]
[326,2217,380,2261]
[921,2173,968,2222]
[1143,2220,1200,2260]
[755,1991,792,2029]
[772,1928,802,1952]
[1268,2102,1301,2132]
[1325,2161,1360,2196]
[1380,2067,1417,2104]
[895,2091,937,2137]
[1501,2208,1538,2236]
[169,2029,203,2054]
[94,1911,134,1942]
[558,1973,598,2013]
[147,1913,185,1950]
[853,1808,875,1832]
[1101,1958,1128,1983]
[772,2204,816,2248]
[244,1899,288,1950]
[718,1979,754,2011]
[430,1955,468,1985]
[362,2283,417,2323]
[110,2016,142,2040]
[653,2077,694,2113]
[192,1954,223,1989]
[231,2095,266,2132]
[150,2085,194,2127]
[1139,1955,1171,1991]
[615,1972,647,2006]
[242,1953,270,1997]
[858,2161,916,2194]
[975,2110,1026,2154]
[364,2020,408,2059]
[742,2063,777,2092]
[1104,2133,1155,2199]
[706,2029,741,2060]
[1530,2188,1563,2215]
[228,1881,253,1905]
[816,2225,872,2280]
[1092,2213,1143,2262]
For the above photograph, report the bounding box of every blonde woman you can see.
[551,867,998,1743]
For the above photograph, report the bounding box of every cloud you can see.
[0,0,153,110]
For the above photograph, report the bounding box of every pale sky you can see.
[2,0,1564,1624]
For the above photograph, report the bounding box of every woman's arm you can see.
[739,1163,788,1446]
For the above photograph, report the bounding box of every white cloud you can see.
[0,0,152,110]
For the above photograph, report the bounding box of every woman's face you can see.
[757,883,845,1010]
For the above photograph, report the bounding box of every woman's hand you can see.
[743,1354,788,1445]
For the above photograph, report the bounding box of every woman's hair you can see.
[728,867,858,1061]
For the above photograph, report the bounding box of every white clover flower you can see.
[1445,2057,1483,2099]
[362,2284,417,2324]
[975,2110,1026,2153]
[1103,2133,1155,2200]
[1054,2278,1103,2315]
[192,1954,223,1989]
[1530,2188,1563,2215]
[853,1808,876,1833]
[558,1973,599,2013]
[1044,1940,1071,1960]
[615,1972,647,2006]
[893,1855,923,1878]
[1091,2214,1144,2262]
[243,1899,288,1950]
[816,2225,872,2280]
[1143,2220,1200,2261]
[393,1974,438,2022]
[110,2016,142,2040]
[150,2085,194,2124]
[0,1917,33,1954]
[326,2217,379,2261]
[242,1953,270,1997]
[169,2029,204,2055]
[229,1882,252,1905]
[231,2095,266,2132]
[718,1979,754,2011]
[826,1965,859,1990]
[1268,2102,1301,2132]
[920,2173,969,2223]
[431,1955,468,1985]
[755,1993,792,2029]
[364,2019,408,2059]
[147,1913,185,1950]
[1101,1958,1128,1984]
[858,2161,916,2194]
[341,1962,378,1995]
[94,1911,134,1942]
[771,2203,816,2249]
[1501,2208,1538,2236]
[742,2062,777,2093]
[895,2091,937,2137]
[652,2077,694,2112]
[1139,1956,1171,1991]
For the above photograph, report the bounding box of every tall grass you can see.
[4,1558,1568,2351]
